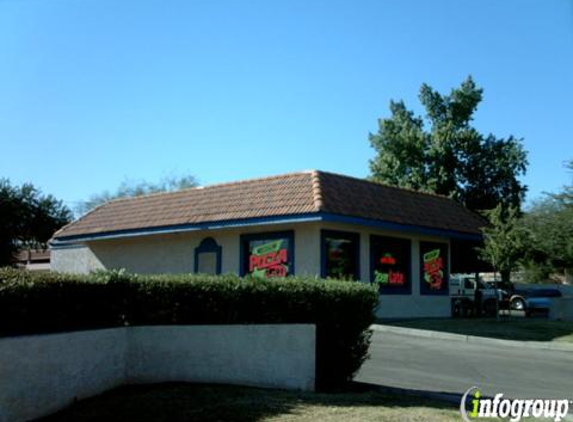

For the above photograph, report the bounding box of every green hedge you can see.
[0,268,378,390]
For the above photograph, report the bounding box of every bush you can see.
[0,268,378,390]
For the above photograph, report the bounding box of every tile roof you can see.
[52,170,486,241]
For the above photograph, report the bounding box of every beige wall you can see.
[52,222,322,276]
[51,221,453,318]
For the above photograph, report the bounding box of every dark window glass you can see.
[321,230,360,280]
[420,242,449,295]
[370,236,411,294]
[464,279,475,290]
[241,232,294,278]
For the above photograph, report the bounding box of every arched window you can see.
[194,237,222,275]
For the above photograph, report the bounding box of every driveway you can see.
[356,330,573,399]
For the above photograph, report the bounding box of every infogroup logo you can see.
[460,386,571,422]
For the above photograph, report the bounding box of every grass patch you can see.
[35,383,507,422]
[381,318,573,343]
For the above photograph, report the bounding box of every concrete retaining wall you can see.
[0,324,316,422]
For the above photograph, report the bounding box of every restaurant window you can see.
[194,237,222,275]
[240,231,294,278]
[321,230,360,280]
[420,241,449,295]
[370,235,411,294]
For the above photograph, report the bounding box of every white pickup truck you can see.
[450,274,506,316]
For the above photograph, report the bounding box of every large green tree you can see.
[520,160,573,283]
[76,174,198,216]
[0,180,72,266]
[369,76,528,212]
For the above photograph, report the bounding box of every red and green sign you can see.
[423,249,444,289]
[374,253,405,285]
[249,239,289,278]
[420,242,448,295]
[370,236,411,294]
[379,253,397,265]
[374,268,405,285]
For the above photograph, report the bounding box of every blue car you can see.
[525,288,562,317]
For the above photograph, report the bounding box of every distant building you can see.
[50,171,485,318]
[14,249,51,272]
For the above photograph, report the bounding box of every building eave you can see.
[50,212,482,248]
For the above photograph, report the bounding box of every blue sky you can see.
[1,0,572,211]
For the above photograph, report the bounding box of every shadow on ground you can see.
[380,317,573,342]
[35,382,460,422]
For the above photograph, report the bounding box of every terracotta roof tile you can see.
[316,172,486,234]
[53,170,485,240]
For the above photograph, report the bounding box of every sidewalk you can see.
[372,324,573,352]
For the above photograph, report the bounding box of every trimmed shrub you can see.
[0,268,378,390]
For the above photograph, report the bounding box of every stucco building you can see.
[50,171,485,318]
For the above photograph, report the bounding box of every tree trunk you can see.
[565,268,573,285]
[500,270,513,292]
[500,270,511,283]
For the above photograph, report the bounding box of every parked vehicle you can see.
[524,288,562,317]
[507,289,530,311]
[450,274,507,317]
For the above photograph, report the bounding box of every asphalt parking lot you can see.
[356,330,573,399]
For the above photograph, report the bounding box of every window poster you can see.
[322,231,360,280]
[243,235,292,278]
[419,242,449,295]
[370,236,411,294]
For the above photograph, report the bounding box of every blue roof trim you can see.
[51,212,482,245]
[51,213,323,244]
[49,242,85,250]
[319,213,482,241]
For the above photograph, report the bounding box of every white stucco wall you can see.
[0,324,316,422]
[50,243,105,273]
[51,220,453,318]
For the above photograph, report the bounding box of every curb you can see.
[371,324,573,352]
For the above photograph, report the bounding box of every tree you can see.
[479,204,528,284]
[554,159,573,206]
[369,76,528,212]
[0,179,72,266]
[520,160,573,283]
[76,174,198,215]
